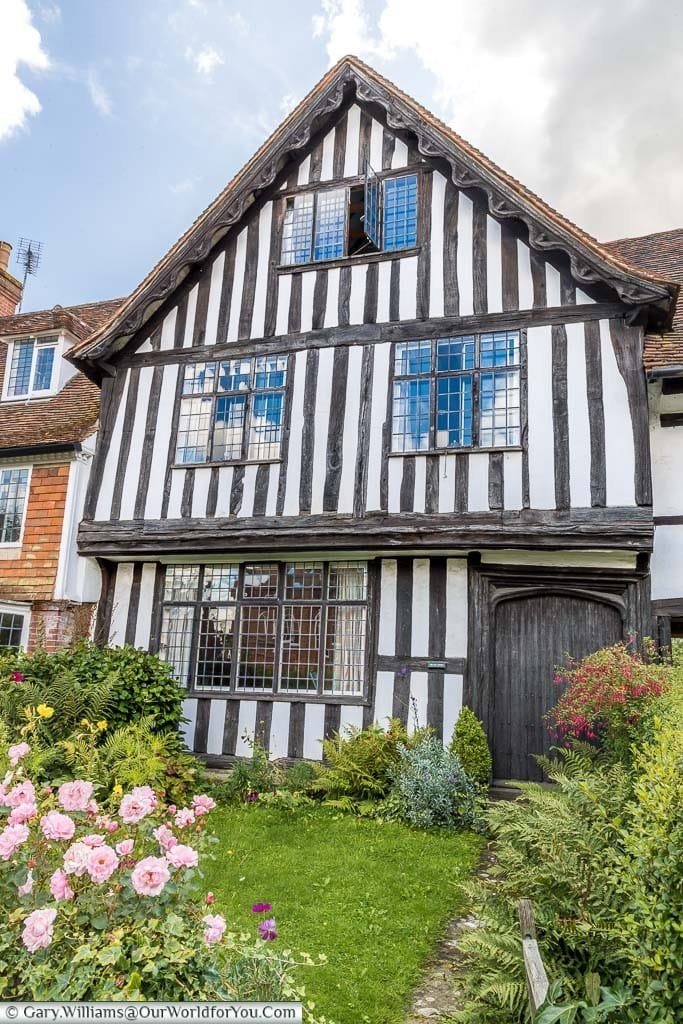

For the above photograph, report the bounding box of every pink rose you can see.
[0,823,30,860]
[41,810,76,842]
[5,780,35,808]
[131,856,170,896]
[86,799,99,815]
[81,834,105,848]
[86,845,119,884]
[192,794,216,816]
[50,868,74,901]
[8,742,30,766]
[18,869,34,897]
[22,908,57,953]
[63,841,91,876]
[205,891,215,905]
[8,801,37,825]
[57,779,94,812]
[115,839,134,856]
[153,825,177,851]
[106,820,119,833]
[166,843,199,869]
[119,786,156,824]
[202,913,226,946]
[174,808,195,828]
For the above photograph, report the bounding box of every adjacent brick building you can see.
[0,240,122,650]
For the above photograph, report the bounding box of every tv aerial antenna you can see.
[15,238,43,311]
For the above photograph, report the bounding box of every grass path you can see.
[203,805,482,1024]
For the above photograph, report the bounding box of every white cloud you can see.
[186,45,224,76]
[36,3,61,24]
[312,0,683,239]
[0,0,49,142]
[86,67,112,116]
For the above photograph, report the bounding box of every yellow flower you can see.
[97,720,108,732]
[113,784,123,797]
[36,704,54,719]
[80,718,90,727]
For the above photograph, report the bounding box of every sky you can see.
[2,0,683,313]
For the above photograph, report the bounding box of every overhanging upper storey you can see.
[68,56,678,382]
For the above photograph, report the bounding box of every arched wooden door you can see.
[493,593,623,781]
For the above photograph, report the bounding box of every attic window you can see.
[3,335,58,399]
[280,166,418,266]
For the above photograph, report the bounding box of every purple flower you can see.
[12,671,24,682]
[258,918,277,941]
[251,902,272,914]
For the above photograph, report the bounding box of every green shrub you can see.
[450,707,492,787]
[387,734,484,830]
[0,642,183,735]
[313,719,410,801]
[210,739,283,804]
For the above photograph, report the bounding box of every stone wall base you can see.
[28,601,96,653]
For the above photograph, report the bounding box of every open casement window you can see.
[280,169,418,265]
[3,336,58,399]
[0,603,30,650]
[391,331,522,452]
[175,353,288,465]
[159,561,370,698]
[0,467,29,544]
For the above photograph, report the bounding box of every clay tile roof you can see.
[604,229,683,372]
[0,297,124,450]
[71,55,676,364]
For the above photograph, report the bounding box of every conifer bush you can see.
[450,707,492,787]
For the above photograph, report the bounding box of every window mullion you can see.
[319,564,329,696]
[187,568,204,690]
[273,563,286,694]
[230,564,245,693]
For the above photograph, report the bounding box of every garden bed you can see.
[203,803,482,1024]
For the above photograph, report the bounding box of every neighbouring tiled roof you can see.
[0,298,123,450]
[605,229,683,371]
[72,55,676,362]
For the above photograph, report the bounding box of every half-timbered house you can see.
[69,57,679,780]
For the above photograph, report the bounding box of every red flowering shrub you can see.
[545,642,669,763]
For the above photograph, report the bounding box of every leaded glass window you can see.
[0,468,29,544]
[5,337,58,398]
[175,353,288,465]
[392,331,522,452]
[0,609,26,649]
[159,561,370,697]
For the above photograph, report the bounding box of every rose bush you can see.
[0,734,318,1005]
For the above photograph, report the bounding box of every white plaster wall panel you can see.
[599,319,636,506]
[445,559,468,658]
[283,350,307,516]
[503,451,524,510]
[369,117,383,169]
[480,549,637,568]
[166,470,185,519]
[206,701,227,756]
[408,672,429,734]
[376,260,392,323]
[299,271,316,334]
[565,322,592,508]
[180,698,198,749]
[378,559,397,655]
[456,192,474,315]
[159,307,178,350]
[133,563,158,649]
[274,273,292,336]
[340,704,364,733]
[204,250,225,346]
[214,467,234,518]
[95,370,130,521]
[265,463,279,516]
[324,267,340,328]
[411,558,430,656]
[650,385,683,515]
[297,154,311,186]
[235,702,258,758]
[398,256,418,321]
[237,464,258,518]
[438,455,456,513]
[517,239,533,310]
[191,467,213,519]
[268,702,291,760]
[320,128,335,181]
[412,455,426,514]
[467,452,490,512]
[373,672,395,729]
[144,364,180,520]
[226,228,247,343]
[310,346,334,514]
[182,284,198,348]
[545,262,561,307]
[343,104,361,177]
[429,171,446,318]
[526,324,556,509]
[303,703,326,760]
[442,674,463,745]
[387,457,403,513]
[250,203,274,339]
[486,215,503,313]
[652,525,683,600]
[365,343,391,510]
[391,138,408,169]
[349,264,367,324]
[337,344,363,513]
[109,563,134,646]
[119,365,153,520]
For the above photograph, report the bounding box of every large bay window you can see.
[175,354,287,465]
[159,561,370,697]
[391,330,522,452]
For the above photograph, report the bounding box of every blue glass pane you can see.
[33,346,55,391]
[313,189,345,261]
[479,370,520,447]
[213,394,246,460]
[436,375,473,448]
[217,359,250,392]
[437,337,475,372]
[383,174,418,251]
[394,340,431,376]
[391,378,431,451]
[281,194,314,265]
[183,362,216,395]
[479,331,520,368]
[254,354,287,389]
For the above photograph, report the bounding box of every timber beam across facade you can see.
[77,507,655,558]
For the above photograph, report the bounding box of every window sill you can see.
[172,458,282,471]
[276,246,421,275]
[186,689,368,704]
[1,392,59,403]
[388,446,524,457]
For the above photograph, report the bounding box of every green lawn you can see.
[203,804,482,1024]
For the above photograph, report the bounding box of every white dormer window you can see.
[3,335,59,399]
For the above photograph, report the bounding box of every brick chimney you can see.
[0,242,23,316]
